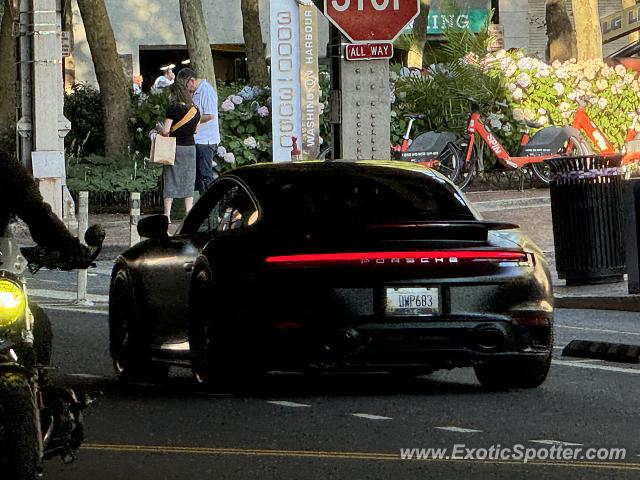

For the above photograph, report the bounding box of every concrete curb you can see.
[473,196,551,213]
[554,295,640,312]
[562,340,640,363]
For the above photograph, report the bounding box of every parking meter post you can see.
[624,179,640,293]
[76,191,91,306]
[130,192,141,246]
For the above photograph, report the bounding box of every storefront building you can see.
[67,0,635,90]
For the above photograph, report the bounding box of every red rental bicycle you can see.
[454,109,593,190]
[558,105,640,164]
[391,113,462,182]
[320,113,464,183]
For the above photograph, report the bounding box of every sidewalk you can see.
[466,189,640,312]
[18,187,640,312]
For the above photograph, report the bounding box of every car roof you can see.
[221,160,475,221]
[227,160,450,190]
[231,160,442,177]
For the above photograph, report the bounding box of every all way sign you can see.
[345,42,394,61]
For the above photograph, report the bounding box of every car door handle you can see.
[183,262,194,272]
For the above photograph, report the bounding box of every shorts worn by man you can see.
[177,68,220,195]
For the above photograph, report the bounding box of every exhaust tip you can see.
[473,326,508,352]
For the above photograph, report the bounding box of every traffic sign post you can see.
[323,0,421,161]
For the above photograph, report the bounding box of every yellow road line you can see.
[83,444,640,471]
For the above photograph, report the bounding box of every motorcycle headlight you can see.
[0,279,26,327]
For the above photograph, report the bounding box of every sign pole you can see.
[337,44,391,160]
[323,0,419,161]
[18,0,73,223]
[328,24,343,160]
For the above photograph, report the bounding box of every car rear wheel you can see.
[473,354,552,390]
[189,264,264,392]
[109,267,169,383]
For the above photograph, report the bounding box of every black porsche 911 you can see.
[109,160,554,389]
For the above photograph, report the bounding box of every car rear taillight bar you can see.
[266,251,532,266]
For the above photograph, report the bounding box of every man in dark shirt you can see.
[0,151,93,269]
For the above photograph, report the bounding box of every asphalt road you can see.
[22,268,640,480]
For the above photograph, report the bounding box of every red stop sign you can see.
[324,0,420,43]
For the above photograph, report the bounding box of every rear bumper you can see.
[265,317,552,371]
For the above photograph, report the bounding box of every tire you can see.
[435,143,462,183]
[473,354,552,390]
[30,303,52,367]
[318,146,332,160]
[529,162,554,184]
[0,372,41,480]
[109,267,169,383]
[454,147,477,190]
[530,135,593,184]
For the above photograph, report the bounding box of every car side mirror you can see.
[84,224,105,247]
[138,215,169,240]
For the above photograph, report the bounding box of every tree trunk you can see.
[545,0,577,62]
[408,0,429,68]
[179,0,216,88]
[0,0,17,156]
[76,0,132,158]
[241,0,269,85]
[571,0,602,60]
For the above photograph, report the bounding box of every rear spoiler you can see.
[362,221,519,242]
[367,221,520,231]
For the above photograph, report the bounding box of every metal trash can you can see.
[544,155,626,286]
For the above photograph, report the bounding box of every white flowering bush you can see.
[216,83,272,171]
[486,50,640,151]
[392,18,640,165]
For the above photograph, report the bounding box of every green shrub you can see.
[66,153,161,194]
[488,52,640,151]
[129,90,172,157]
[64,84,105,157]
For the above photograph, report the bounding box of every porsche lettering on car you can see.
[108,161,554,390]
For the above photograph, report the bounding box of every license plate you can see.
[385,287,440,317]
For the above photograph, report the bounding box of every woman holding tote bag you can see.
[155,82,201,224]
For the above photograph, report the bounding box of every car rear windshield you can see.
[265,169,475,227]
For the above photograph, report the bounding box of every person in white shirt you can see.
[152,65,175,93]
[177,67,221,194]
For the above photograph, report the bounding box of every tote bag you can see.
[150,135,177,166]
[149,106,197,166]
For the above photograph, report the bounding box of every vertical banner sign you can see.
[270,0,303,162]
[299,3,321,159]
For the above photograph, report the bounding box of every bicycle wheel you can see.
[530,135,593,184]
[454,147,477,190]
[318,146,332,160]
[435,143,462,183]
